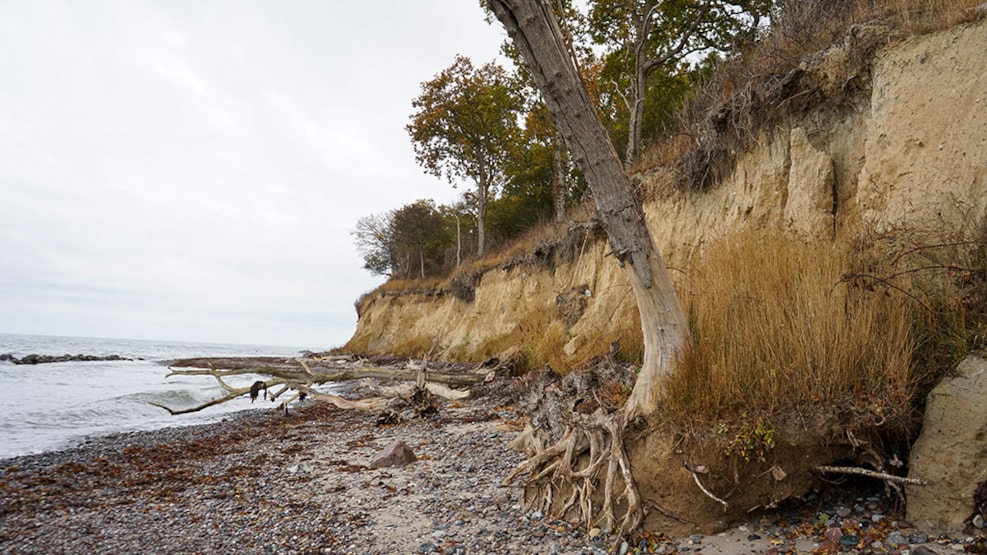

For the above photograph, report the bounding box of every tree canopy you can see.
[407,55,523,257]
[352,200,452,279]
[356,0,778,280]
[587,0,771,167]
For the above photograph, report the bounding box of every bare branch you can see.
[293,386,392,412]
[685,461,729,510]
[149,377,287,415]
[815,465,926,485]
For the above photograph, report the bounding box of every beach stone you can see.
[841,534,861,548]
[825,527,844,542]
[907,353,987,531]
[912,546,939,555]
[371,440,418,468]
[887,531,908,545]
[909,532,929,544]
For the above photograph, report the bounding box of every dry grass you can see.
[664,230,916,424]
[740,0,985,79]
[373,276,445,295]
[851,209,987,393]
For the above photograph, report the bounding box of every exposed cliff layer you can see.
[347,19,987,367]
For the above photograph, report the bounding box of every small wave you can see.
[113,388,220,407]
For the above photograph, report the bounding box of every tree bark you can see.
[552,130,568,222]
[625,52,647,170]
[477,161,489,256]
[487,0,689,418]
[623,0,655,170]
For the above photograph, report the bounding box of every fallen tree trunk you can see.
[162,364,490,388]
[151,357,490,416]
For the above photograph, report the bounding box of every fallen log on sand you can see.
[150,355,496,417]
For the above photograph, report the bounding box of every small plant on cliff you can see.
[722,420,776,463]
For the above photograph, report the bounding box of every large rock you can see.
[371,440,418,468]
[907,353,987,531]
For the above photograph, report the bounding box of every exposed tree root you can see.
[504,408,645,536]
[684,461,729,511]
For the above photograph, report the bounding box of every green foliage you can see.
[488,108,557,242]
[358,0,777,279]
[391,200,453,279]
[721,420,776,463]
[351,200,452,279]
[586,0,772,164]
[407,55,523,255]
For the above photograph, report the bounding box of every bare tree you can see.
[487,0,691,533]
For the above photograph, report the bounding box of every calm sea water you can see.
[0,333,315,459]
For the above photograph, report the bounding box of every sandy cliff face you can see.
[347,19,987,364]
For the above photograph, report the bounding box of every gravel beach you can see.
[1,372,979,555]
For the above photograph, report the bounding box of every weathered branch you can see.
[149,377,288,415]
[685,461,729,510]
[293,386,392,411]
[153,359,480,415]
[815,465,926,485]
[164,365,488,387]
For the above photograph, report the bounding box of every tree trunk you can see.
[487,0,689,419]
[552,131,568,222]
[477,172,488,257]
[624,63,646,171]
[623,0,654,171]
[455,212,462,267]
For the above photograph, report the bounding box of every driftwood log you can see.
[151,356,494,416]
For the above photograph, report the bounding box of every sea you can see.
[0,333,317,459]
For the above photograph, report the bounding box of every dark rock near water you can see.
[1,353,132,365]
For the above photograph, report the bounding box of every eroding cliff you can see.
[347,19,987,369]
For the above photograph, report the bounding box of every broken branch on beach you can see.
[150,357,495,416]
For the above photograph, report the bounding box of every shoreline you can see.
[0,372,974,555]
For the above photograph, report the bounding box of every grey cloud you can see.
[0,0,505,347]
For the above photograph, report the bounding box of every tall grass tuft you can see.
[664,230,915,424]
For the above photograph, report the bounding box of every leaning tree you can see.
[486,0,691,534]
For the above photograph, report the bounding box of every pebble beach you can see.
[1,371,981,555]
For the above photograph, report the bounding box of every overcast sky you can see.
[0,1,507,349]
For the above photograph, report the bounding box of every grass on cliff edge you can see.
[662,223,986,427]
[664,230,915,427]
